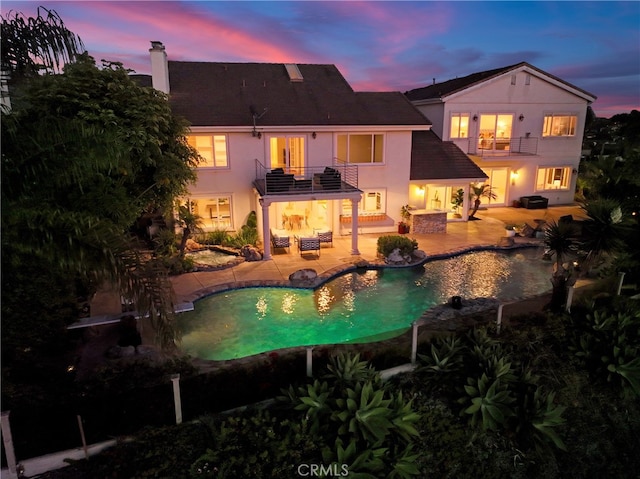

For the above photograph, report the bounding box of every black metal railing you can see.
[254,160,359,195]
[459,136,538,156]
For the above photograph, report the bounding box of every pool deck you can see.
[88,205,586,317]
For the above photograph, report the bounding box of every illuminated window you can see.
[542,115,577,137]
[341,189,386,215]
[337,134,384,164]
[189,196,232,229]
[536,167,571,191]
[478,114,512,150]
[450,113,470,139]
[187,135,228,168]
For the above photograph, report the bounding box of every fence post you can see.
[565,286,574,313]
[617,272,626,296]
[411,322,418,364]
[496,304,504,334]
[1,411,18,478]
[170,374,182,425]
[306,347,313,377]
[76,415,89,460]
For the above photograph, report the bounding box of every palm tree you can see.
[543,220,579,311]
[177,201,204,257]
[468,183,498,219]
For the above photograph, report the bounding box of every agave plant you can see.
[459,373,515,431]
[324,352,380,387]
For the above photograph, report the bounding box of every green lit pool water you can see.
[177,248,551,360]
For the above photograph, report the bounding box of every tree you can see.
[177,201,204,257]
[543,220,579,311]
[1,7,84,105]
[468,183,497,219]
[2,17,199,353]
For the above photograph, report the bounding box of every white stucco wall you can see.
[412,67,593,206]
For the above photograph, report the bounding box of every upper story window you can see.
[337,134,384,164]
[187,135,228,168]
[542,115,577,137]
[449,113,470,139]
[478,114,513,150]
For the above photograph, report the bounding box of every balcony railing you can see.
[254,160,359,196]
[458,136,538,156]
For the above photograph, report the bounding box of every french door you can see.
[269,136,305,174]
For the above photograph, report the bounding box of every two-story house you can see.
[406,62,597,210]
[148,42,487,259]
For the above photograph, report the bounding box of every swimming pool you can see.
[177,248,551,360]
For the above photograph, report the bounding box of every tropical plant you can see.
[176,201,204,257]
[459,373,515,431]
[468,183,497,219]
[451,188,464,215]
[377,235,418,258]
[543,220,580,311]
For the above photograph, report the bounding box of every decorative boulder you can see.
[105,345,136,359]
[240,245,263,261]
[185,238,204,251]
[386,248,411,265]
[498,236,515,247]
[289,268,318,282]
[521,223,536,238]
[413,249,428,261]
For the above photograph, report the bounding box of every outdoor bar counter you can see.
[409,209,447,234]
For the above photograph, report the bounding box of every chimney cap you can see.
[150,41,165,50]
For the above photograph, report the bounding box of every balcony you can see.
[459,136,538,157]
[254,161,360,196]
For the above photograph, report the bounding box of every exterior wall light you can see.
[519,114,525,121]
[472,115,478,121]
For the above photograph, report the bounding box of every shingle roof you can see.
[410,131,488,181]
[405,62,596,102]
[167,61,431,127]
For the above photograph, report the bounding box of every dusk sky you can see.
[3,1,639,117]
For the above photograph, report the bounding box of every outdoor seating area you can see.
[313,167,342,190]
[520,195,549,209]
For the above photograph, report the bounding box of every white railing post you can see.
[170,374,182,425]
[496,304,504,334]
[565,286,574,313]
[1,411,18,478]
[617,271,626,296]
[306,347,313,377]
[411,322,418,364]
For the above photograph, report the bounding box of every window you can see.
[187,135,228,168]
[341,189,386,215]
[450,114,470,139]
[478,114,513,150]
[189,196,232,229]
[337,134,384,164]
[542,115,577,137]
[536,167,571,191]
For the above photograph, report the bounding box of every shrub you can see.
[202,229,229,245]
[377,235,418,257]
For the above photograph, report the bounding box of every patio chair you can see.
[270,229,290,251]
[297,236,320,257]
[316,230,333,247]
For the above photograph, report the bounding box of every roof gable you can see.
[406,62,596,103]
[410,131,488,181]
[168,61,430,127]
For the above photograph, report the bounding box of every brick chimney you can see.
[149,41,170,94]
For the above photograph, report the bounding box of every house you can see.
[148,41,486,259]
[406,62,597,209]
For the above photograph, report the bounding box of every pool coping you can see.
[179,242,545,304]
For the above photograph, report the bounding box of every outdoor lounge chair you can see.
[297,236,320,256]
[316,230,333,247]
[270,229,290,251]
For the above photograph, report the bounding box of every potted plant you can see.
[398,204,411,233]
[451,188,464,218]
[505,224,517,237]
